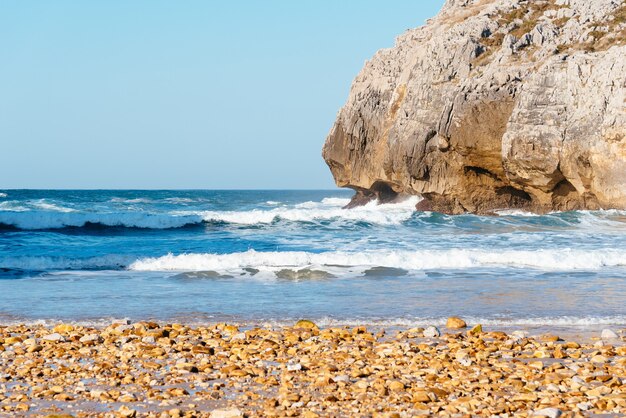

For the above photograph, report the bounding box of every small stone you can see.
[118,405,137,418]
[511,330,528,340]
[513,392,538,402]
[53,324,75,334]
[601,329,619,340]
[412,391,431,403]
[26,344,43,353]
[533,407,562,418]
[295,319,317,329]
[446,317,467,329]
[42,333,65,342]
[386,380,404,392]
[222,325,239,335]
[210,408,243,418]
[468,324,482,335]
[15,403,29,412]
[79,334,103,344]
[4,336,23,344]
[423,326,440,338]
[175,363,199,372]
[540,335,561,342]
[458,357,472,366]
[287,363,302,371]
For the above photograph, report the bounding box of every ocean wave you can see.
[494,209,540,217]
[128,248,626,273]
[109,197,152,204]
[4,248,624,275]
[0,197,420,230]
[0,193,7,198]
[163,197,196,204]
[3,196,624,231]
[186,196,421,225]
[32,200,77,213]
[0,211,203,230]
[0,201,28,212]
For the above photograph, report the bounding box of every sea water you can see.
[1,189,625,330]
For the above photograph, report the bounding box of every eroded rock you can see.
[323,0,626,214]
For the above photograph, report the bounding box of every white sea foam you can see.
[4,315,623,329]
[275,315,626,329]
[163,197,196,204]
[494,209,540,217]
[0,211,203,230]
[128,248,626,273]
[0,196,420,229]
[0,201,28,212]
[321,197,351,205]
[183,196,421,225]
[2,315,623,333]
[110,197,152,204]
[0,193,7,198]
[33,200,76,213]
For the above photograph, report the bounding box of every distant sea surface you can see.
[1,189,625,329]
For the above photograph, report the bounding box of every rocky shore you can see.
[1,320,625,417]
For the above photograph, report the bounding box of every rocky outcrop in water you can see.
[323,0,626,213]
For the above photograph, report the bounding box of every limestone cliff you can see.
[323,0,626,213]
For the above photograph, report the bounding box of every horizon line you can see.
[0,187,350,192]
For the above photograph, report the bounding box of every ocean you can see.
[1,189,625,330]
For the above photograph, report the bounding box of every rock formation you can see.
[323,0,626,214]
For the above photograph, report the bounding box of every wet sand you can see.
[1,320,625,417]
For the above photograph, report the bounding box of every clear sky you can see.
[1,1,444,189]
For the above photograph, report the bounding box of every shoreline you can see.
[1,320,625,417]
[1,317,624,342]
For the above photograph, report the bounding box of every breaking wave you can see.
[185,196,421,225]
[128,248,626,273]
[0,196,421,230]
[5,248,624,275]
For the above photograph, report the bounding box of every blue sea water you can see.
[1,189,625,329]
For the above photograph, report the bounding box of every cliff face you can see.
[323,0,626,213]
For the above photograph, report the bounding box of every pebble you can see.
[468,323,482,335]
[533,407,562,418]
[287,363,302,371]
[294,319,317,329]
[42,333,65,342]
[210,408,243,418]
[79,334,103,344]
[53,323,75,334]
[601,329,619,340]
[423,325,440,338]
[446,316,467,329]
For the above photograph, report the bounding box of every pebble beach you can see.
[1,319,625,417]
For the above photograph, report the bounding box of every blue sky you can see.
[1,1,444,189]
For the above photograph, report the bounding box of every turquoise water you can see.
[1,189,625,327]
